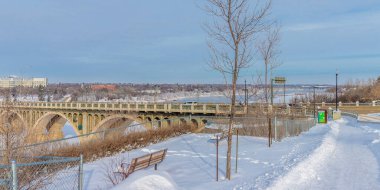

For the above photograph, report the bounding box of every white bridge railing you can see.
[0,101,377,116]
[0,101,248,115]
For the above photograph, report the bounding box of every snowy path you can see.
[269,119,380,190]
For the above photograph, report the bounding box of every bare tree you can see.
[257,26,281,103]
[203,0,272,179]
[0,99,27,164]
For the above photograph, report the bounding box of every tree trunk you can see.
[265,62,268,103]
[226,45,239,180]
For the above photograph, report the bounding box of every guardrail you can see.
[341,111,359,119]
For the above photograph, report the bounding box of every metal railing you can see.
[341,111,359,119]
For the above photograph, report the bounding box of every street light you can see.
[335,71,339,111]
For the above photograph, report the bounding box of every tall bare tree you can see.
[257,26,281,103]
[204,0,272,179]
[0,94,27,164]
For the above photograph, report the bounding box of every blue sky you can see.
[0,0,379,84]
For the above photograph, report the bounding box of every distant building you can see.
[142,89,161,94]
[91,84,117,91]
[0,76,48,88]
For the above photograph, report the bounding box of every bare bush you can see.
[101,155,128,186]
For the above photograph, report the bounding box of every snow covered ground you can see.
[358,113,380,123]
[269,118,380,190]
[49,116,380,189]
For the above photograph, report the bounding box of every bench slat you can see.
[126,149,168,176]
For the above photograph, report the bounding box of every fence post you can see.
[216,135,219,181]
[235,128,239,174]
[268,118,272,147]
[11,160,17,190]
[79,154,84,190]
[285,119,288,137]
[274,116,277,141]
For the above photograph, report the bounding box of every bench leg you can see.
[155,164,157,170]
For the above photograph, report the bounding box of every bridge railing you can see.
[1,101,378,117]
[0,101,244,115]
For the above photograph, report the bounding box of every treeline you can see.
[338,77,380,102]
[0,83,229,102]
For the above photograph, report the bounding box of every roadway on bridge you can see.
[268,118,380,190]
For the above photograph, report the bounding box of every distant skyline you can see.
[0,0,379,84]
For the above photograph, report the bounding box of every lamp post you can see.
[244,80,248,114]
[335,71,338,111]
[313,86,317,120]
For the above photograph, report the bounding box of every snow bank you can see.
[369,113,380,117]
[112,171,178,190]
[358,113,380,123]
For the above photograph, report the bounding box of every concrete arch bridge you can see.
[0,102,230,143]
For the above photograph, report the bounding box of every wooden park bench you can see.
[116,149,168,178]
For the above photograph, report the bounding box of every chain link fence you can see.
[0,155,83,190]
[0,117,195,190]
[271,117,316,141]
[202,116,316,142]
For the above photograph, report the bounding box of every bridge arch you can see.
[162,117,171,128]
[190,119,199,128]
[153,117,161,129]
[201,119,208,126]
[93,114,143,134]
[180,118,187,126]
[144,116,153,129]
[32,112,79,142]
[0,110,27,129]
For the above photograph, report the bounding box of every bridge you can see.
[0,101,378,143]
[0,101,250,143]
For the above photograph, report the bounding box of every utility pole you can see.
[336,72,338,111]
